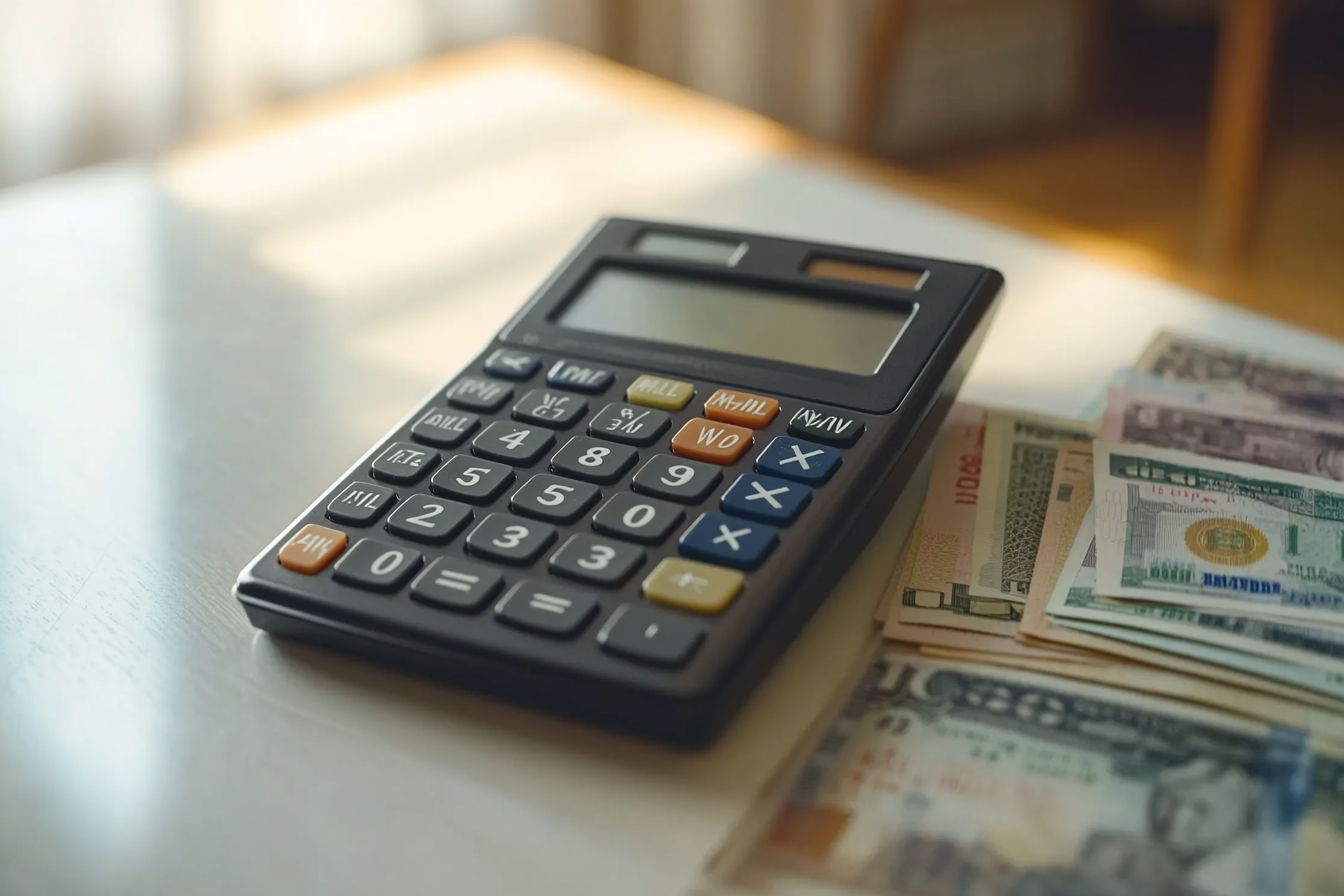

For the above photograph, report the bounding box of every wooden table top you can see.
[2,38,1341,896]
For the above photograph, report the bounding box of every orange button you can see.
[278,524,348,574]
[670,418,753,464]
[703,389,779,428]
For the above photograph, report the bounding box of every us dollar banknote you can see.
[698,651,1344,896]
[1136,332,1344,420]
[969,411,1096,603]
[1101,388,1344,481]
[1093,442,1344,624]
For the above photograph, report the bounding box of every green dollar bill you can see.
[701,651,1344,896]
[1093,442,1344,624]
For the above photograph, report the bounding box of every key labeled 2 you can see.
[385,494,473,545]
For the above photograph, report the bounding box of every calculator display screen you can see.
[556,268,910,375]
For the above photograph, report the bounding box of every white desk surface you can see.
[3,41,1342,896]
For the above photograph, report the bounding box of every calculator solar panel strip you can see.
[234,217,1003,747]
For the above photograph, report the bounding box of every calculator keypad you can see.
[283,353,866,679]
[495,580,599,637]
[549,534,644,587]
[466,512,557,565]
[333,538,424,592]
[550,437,638,484]
[431,457,514,503]
[370,442,440,484]
[472,421,556,465]
[327,480,397,526]
[385,494,473,545]
[592,493,684,545]
[509,474,601,524]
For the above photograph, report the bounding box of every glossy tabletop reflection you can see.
[3,40,1343,896]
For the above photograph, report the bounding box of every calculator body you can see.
[235,218,1002,746]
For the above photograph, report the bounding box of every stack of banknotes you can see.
[697,332,1344,896]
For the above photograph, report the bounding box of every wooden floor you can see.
[907,116,1344,340]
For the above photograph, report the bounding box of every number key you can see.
[631,454,721,503]
[592,492,684,545]
[509,474,601,524]
[385,494,473,545]
[472,421,555,465]
[465,512,557,565]
[550,436,638,485]
[549,533,644,587]
[332,537,424,592]
[430,456,514,504]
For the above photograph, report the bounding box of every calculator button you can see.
[670,418,753,464]
[410,557,503,613]
[545,360,614,394]
[626,374,695,410]
[446,376,513,412]
[332,538,424,592]
[597,604,705,667]
[471,421,555,466]
[278,524,348,574]
[592,493,685,545]
[483,348,542,380]
[384,494,473,545]
[370,442,440,485]
[511,389,588,429]
[642,557,744,614]
[787,405,866,447]
[720,472,812,525]
[494,580,599,638]
[410,407,480,448]
[630,454,722,503]
[587,402,671,447]
[754,436,842,485]
[679,512,779,570]
[326,480,397,526]
[549,534,644,587]
[465,512,557,565]
[430,456,514,504]
[509,474,601,524]
[550,436,638,485]
[703,389,779,428]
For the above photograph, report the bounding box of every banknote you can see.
[699,650,1344,896]
[1101,388,1344,481]
[1093,441,1344,624]
[883,614,1102,662]
[1135,331,1344,420]
[1052,617,1344,701]
[883,405,1024,636]
[1026,505,1344,711]
[969,411,1096,603]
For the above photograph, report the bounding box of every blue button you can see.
[484,349,542,380]
[754,436,842,485]
[679,512,778,570]
[546,359,614,393]
[720,473,812,525]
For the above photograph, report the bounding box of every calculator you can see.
[234,218,1002,746]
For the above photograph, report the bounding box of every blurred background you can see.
[2,0,1341,327]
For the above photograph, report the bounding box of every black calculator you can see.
[235,218,1001,745]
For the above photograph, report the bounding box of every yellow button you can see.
[642,557,744,614]
[626,374,695,410]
